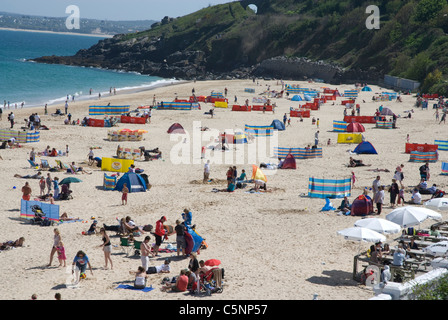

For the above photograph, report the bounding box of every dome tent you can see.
[291,95,303,101]
[361,86,372,91]
[114,172,147,193]
[353,141,378,154]
[271,119,286,131]
[167,123,185,134]
[280,153,296,169]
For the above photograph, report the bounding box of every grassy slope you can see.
[101,0,448,92]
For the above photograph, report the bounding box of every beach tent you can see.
[380,107,394,116]
[234,133,248,144]
[351,195,374,216]
[114,172,147,193]
[346,122,365,133]
[291,95,303,101]
[353,141,378,154]
[271,120,285,131]
[303,94,313,101]
[280,153,296,169]
[252,165,267,182]
[361,86,372,91]
[167,123,186,134]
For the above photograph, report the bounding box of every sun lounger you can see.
[28,160,38,168]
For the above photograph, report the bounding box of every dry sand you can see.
[0,79,446,300]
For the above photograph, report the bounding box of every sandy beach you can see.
[0,78,446,300]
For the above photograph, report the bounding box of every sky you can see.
[0,0,237,21]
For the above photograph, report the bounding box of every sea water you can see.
[0,29,169,108]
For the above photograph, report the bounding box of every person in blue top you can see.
[182,209,192,226]
[52,177,59,199]
[72,250,93,277]
[392,246,406,267]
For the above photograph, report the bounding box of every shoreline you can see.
[0,27,113,38]
[5,78,191,112]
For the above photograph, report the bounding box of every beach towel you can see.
[115,284,154,292]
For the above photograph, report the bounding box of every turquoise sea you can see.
[0,29,168,107]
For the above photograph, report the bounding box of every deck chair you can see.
[41,159,50,170]
[69,164,79,174]
[133,240,142,256]
[120,237,133,256]
[28,159,38,168]
[59,161,70,170]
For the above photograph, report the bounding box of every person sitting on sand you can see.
[70,162,92,174]
[349,157,366,167]
[254,179,267,192]
[146,259,171,274]
[129,266,149,289]
[338,196,351,213]
[161,269,189,292]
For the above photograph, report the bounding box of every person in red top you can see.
[153,216,167,257]
[161,269,188,292]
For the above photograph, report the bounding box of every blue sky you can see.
[0,0,236,21]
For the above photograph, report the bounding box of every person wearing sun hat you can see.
[153,216,167,257]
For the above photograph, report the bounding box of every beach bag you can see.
[41,218,51,227]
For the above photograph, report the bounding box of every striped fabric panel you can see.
[435,140,448,151]
[376,121,393,129]
[211,92,224,98]
[344,90,358,98]
[104,174,117,190]
[89,106,130,115]
[156,102,195,110]
[333,121,347,132]
[274,147,323,159]
[20,199,60,221]
[442,162,448,174]
[308,177,351,199]
[244,125,274,137]
[409,151,438,163]
[26,132,40,143]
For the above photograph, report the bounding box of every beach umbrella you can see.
[424,198,448,211]
[337,227,386,243]
[59,177,82,185]
[385,206,430,228]
[354,218,401,235]
[204,259,221,267]
[424,241,448,257]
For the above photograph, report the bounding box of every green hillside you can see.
[35,0,448,94]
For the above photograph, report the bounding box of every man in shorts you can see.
[175,220,187,257]
[153,216,167,256]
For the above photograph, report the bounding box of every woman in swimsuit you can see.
[99,228,113,270]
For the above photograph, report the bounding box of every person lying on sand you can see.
[60,212,81,221]
[348,157,370,167]
[0,237,25,250]
[366,168,391,172]
[14,172,42,179]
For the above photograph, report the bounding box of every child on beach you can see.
[88,148,94,166]
[56,241,66,267]
[39,177,46,196]
[351,172,356,187]
[122,183,129,205]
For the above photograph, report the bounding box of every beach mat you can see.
[115,284,154,292]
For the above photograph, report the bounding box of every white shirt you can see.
[204,163,210,173]
[156,264,170,273]
[372,179,381,193]
[412,192,422,204]
[135,276,146,287]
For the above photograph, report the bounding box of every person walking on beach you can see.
[440,111,446,124]
[46,173,52,195]
[314,130,319,146]
[121,183,129,205]
[88,148,94,166]
[99,228,113,270]
[48,228,62,267]
[39,176,46,196]
[374,186,385,214]
[8,112,14,128]
[64,101,68,115]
